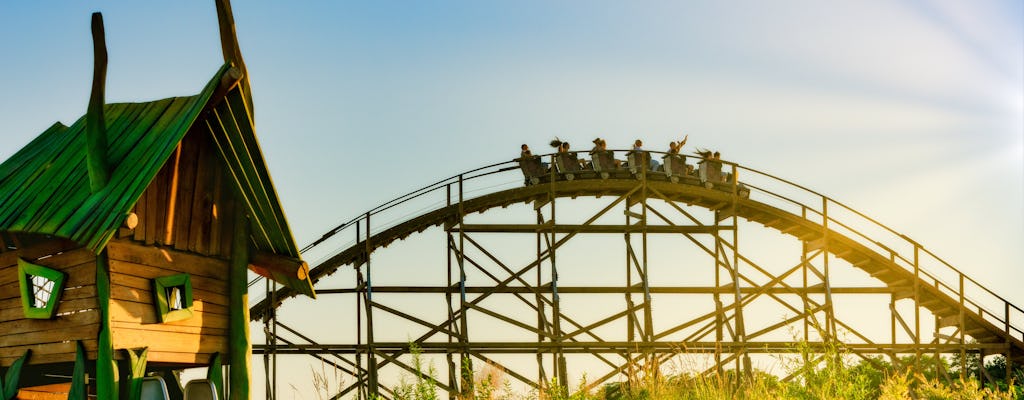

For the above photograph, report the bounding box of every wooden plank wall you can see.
[107,239,229,365]
[120,127,238,259]
[0,240,99,366]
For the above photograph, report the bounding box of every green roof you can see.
[0,64,314,297]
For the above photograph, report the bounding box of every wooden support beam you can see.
[457,224,729,234]
[214,0,254,118]
[229,207,251,400]
[255,341,1014,354]
[248,250,309,282]
[215,0,246,72]
[937,315,961,329]
[95,249,117,399]
[314,285,893,295]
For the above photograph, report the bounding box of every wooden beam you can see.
[94,249,117,399]
[214,0,254,117]
[215,0,246,72]
[86,12,110,192]
[457,224,730,234]
[229,207,251,400]
[314,285,893,295]
[248,250,309,282]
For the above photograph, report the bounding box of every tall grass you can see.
[376,343,1021,400]
[309,336,1021,399]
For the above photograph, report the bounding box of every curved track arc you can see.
[250,161,1024,358]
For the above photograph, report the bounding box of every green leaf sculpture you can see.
[207,352,224,400]
[125,347,149,400]
[1,350,30,400]
[69,341,87,400]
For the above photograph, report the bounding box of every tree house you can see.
[0,2,314,399]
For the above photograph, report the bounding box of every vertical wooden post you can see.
[364,214,379,396]
[355,224,363,400]
[913,245,921,371]
[262,279,271,400]
[457,175,474,396]
[959,274,967,378]
[229,208,251,400]
[1005,303,1013,377]
[730,164,747,376]
[713,216,723,375]
[625,207,634,381]
[551,188,566,388]
[95,250,118,400]
[446,184,458,400]
[535,208,546,389]
[87,12,110,192]
[801,205,810,369]
[821,199,835,339]
[890,294,897,355]
[641,171,653,362]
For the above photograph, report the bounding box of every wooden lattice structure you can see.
[252,152,1024,399]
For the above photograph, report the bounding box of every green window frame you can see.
[17,258,66,319]
[152,273,194,323]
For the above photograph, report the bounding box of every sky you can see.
[1,0,1022,398]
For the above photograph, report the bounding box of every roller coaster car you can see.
[626,151,653,176]
[698,159,724,187]
[661,154,690,183]
[517,156,546,185]
[555,152,584,181]
[590,150,617,179]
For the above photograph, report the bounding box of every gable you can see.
[0,65,226,252]
[0,64,314,297]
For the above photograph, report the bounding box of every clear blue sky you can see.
[2,0,1022,397]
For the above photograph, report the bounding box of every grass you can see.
[373,343,1023,400]
[307,332,1022,400]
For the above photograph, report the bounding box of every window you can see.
[17,258,66,319]
[152,273,193,323]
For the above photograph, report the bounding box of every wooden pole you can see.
[214,0,246,73]
[229,207,252,399]
[214,0,254,116]
[364,214,379,396]
[95,249,118,399]
[87,12,110,192]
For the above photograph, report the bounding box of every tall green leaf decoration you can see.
[68,342,87,400]
[2,349,30,400]
[125,347,149,400]
[207,352,224,400]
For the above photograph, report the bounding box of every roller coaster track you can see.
[251,151,1023,396]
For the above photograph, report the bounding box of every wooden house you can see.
[0,2,314,399]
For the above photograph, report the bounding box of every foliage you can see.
[123,347,149,400]
[307,359,346,400]
[207,352,224,400]
[393,343,440,400]
[69,342,87,400]
[316,339,1021,400]
[0,350,29,400]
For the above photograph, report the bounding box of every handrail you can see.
[266,149,1021,342]
[733,161,1022,340]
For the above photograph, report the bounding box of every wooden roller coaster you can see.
[251,151,1024,399]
